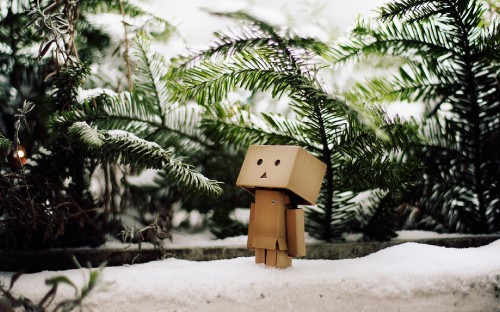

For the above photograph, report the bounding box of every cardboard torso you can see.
[252,189,288,251]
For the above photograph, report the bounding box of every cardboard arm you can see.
[286,208,306,257]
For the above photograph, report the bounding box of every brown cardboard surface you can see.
[255,248,265,264]
[276,250,292,268]
[236,145,326,204]
[255,248,292,268]
[286,209,306,257]
[251,190,287,250]
[240,145,326,268]
[253,236,278,250]
[247,203,256,249]
[266,249,277,267]
[277,238,287,251]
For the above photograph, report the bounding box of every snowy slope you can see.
[2,240,500,312]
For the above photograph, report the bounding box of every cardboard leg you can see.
[266,249,277,267]
[255,248,265,264]
[276,250,292,268]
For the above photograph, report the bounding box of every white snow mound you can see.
[2,240,500,312]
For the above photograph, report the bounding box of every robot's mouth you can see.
[260,172,267,178]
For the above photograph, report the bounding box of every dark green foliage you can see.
[330,0,500,233]
[0,62,102,250]
[204,146,252,239]
[50,35,223,198]
[0,0,51,152]
[0,1,182,249]
[357,191,401,241]
[0,133,9,150]
[51,63,91,111]
[0,0,104,249]
[46,33,226,242]
[74,17,110,63]
[47,25,249,239]
[50,33,250,238]
[171,11,422,241]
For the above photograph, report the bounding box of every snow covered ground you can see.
[2,239,499,311]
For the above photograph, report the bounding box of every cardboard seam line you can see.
[253,236,286,250]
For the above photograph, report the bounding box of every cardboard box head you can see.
[236,145,326,205]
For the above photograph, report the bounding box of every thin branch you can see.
[119,0,133,90]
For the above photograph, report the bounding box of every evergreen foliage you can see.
[0,133,10,150]
[84,0,174,39]
[50,33,223,197]
[170,11,422,241]
[0,0,185,249]
[329,0,500,233]
[0,0,104,249]
[49,25,248,240]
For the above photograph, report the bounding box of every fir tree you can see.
[329,0,500,233]
[0,0,109,249]
[0,0,181,249]
[50,33,222,198]
[170,11,421,241]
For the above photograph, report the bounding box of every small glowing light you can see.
[16,149,25,158]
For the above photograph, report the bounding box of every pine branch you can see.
[174,46,378,137]
[202,114,292,147]
[0,133,11,150]
[377,0,448,22]
[83,0,175,38]
[51,63,91,111]
[68,122,104,150]
[338,153,421,192]
[169,10,425,240]
[177,28,326,69]
[472,19,500,61]
[328,18,460,66]
[132,33,171,117]
[49,92,158,132]
[353,63,459,105]
[51,88,213,155]
[49,33,224,199]
[170,14,323,106]
[305,190,359,239]
[205,10,329,55]
[67,122,222,197]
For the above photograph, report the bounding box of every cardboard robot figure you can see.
[236,145,326,268]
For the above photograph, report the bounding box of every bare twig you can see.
[119,0,133,90]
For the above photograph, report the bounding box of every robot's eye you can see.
[257,159,263,165]
[275,160,280,166]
